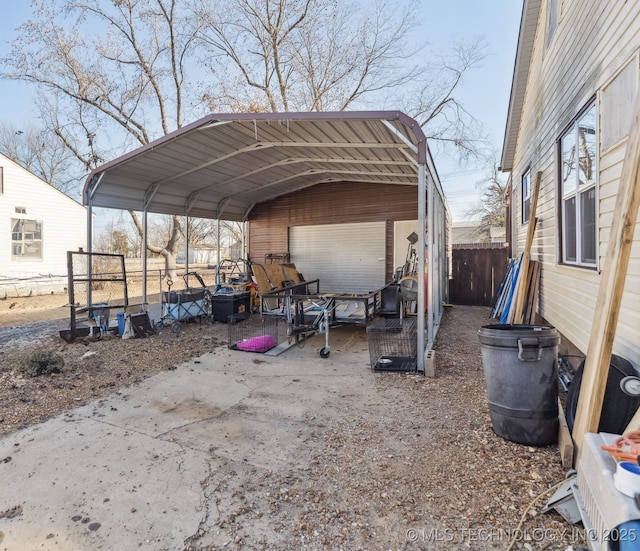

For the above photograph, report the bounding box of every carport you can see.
[82,111,449,372]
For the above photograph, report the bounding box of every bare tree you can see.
[3,0,489,278]
[2,0,202,280]
[466,152,507,240]
[193,0,488,158]
[193,0,422,112]
[403,37,490,163]
[0,122,81,196]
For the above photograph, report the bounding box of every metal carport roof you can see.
[82,111,447,372]
[83,111,432,220]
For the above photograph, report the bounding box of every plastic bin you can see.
[212,291,251,322]
[477,324,560,446]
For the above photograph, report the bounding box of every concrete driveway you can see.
[0,325,378,550]
[1,307,576,551]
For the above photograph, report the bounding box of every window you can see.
[522,168,532,223]
[11,219,43,260]
[15,207,26,214]
[559,102,597,267]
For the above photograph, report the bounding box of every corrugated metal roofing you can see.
[83,111,432,221]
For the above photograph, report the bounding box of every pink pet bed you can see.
[235,334,276,353]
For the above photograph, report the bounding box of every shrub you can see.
[18,350,64,377]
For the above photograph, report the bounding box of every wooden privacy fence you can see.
[449,246,509,307]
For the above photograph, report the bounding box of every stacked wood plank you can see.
[491,256,541,324]
[522,260,541,324]
[250,262,304,310]
[491,171,542,324]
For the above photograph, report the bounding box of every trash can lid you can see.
[478,324,560,347]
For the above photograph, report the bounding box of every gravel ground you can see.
[0,294,586,550]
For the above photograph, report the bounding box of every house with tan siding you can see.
[501,0,640,368]
[0,152,87,295]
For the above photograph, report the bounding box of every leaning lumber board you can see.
[264,264,288,289]
[251,263,275,294]
[282,264,302,284]
[624,406,640,433]
[510,171,541,324]
[524,261,541,324]
[557,398,574,469]
[572,89,640,457]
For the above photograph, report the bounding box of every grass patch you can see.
[18,350,64,377]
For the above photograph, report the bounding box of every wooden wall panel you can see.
[385,220,395,280]
[247,182,418,272]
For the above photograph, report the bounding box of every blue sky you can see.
[0,1,523,222]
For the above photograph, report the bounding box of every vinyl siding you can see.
[507,0,640,365]
[0,154,87,279]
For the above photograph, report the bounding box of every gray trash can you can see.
[477,324,560,446]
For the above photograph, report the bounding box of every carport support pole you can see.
[84,173,104,307]
[217,218,221,269]
[142,209,148,307]
[185,214,190,277]
[427,168,434,349]
[86,200,93,308]
[417,162,427,373]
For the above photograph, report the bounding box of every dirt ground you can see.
[0,293,586,550]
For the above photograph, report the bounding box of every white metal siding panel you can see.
[0,154,87,279]
[508,0,640,365]
[290,222,386,293]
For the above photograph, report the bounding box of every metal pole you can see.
[185,214,190,281]
[427,168,435,348]
[242,221,246,260]
[417,162,426,373]
[86,190,93,309]
[216,218,220,270]
[142,210,148,308]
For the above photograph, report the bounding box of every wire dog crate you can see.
[228,315,285,353]
[367,317,417,372]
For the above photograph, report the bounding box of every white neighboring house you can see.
[0,152,87,295]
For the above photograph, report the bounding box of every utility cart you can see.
[259,279,385,358]
[156,272,213,333]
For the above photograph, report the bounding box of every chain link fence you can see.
[1,257,220,310]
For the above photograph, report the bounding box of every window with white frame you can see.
[522,168,532,223]
[559,102,597,267]
[11,219,43,260]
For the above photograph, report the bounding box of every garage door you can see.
[289,222,386,293]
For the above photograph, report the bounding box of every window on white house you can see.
[559,102,597,267]
[522,168,532,223]
[11,219,43,260]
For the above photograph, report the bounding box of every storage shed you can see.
[82,111,450,372]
